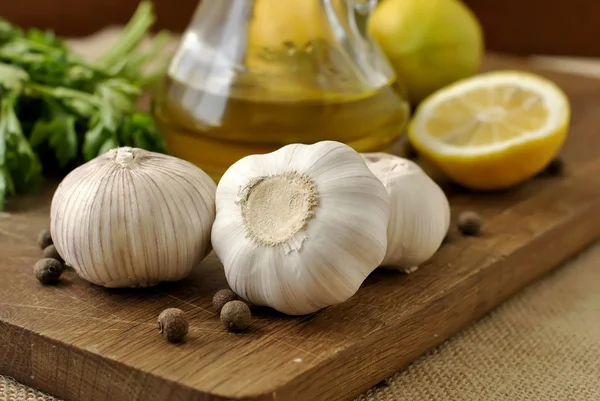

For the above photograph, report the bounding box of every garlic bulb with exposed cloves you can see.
[362,153,450,273]
[50,147,216,288]
[211,141,390,315]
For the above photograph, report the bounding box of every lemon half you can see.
[408,71,570,190]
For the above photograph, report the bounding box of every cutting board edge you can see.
[0,320,237,401]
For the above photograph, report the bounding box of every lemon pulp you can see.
[409,71,570,190]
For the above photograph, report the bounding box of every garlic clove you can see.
[212,141,390,315]
[362,152,450,273]
[50,147,216,288]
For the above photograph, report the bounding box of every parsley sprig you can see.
[0,1,171,209]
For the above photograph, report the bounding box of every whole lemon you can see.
[368,0,484,105]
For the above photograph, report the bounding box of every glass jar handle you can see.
[349,0,378,38]
[353,0,378,15]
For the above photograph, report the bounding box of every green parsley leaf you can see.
[0,1,171,210]
[0,62,29,92]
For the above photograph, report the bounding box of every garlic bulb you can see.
[211,141,390,315]
[362,152,450,273]
[50,147,216,288]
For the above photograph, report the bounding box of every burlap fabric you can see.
[0,377,58,401]
[2,29,600,401]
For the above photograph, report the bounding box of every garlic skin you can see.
[362,153,450,273]
[211,141,390,315]
[50,147,216,288]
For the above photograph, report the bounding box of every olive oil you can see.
[152,76,410,180]
[155,0,411,179]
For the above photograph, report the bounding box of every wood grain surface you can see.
[3,0,599,57]
[4,0,600,57]
[463,0,600,57]
[2,55,600,401]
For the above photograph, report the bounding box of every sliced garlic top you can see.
[211,141,390,315]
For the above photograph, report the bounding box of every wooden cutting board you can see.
[2,55,600,401]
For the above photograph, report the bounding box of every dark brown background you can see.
[1,0,599,57]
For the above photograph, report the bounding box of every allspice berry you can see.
[37,229,53,250]
[220,300,251,332]
[34,258,64,284]
[403,140,418,159]
[42,244,64,264]
[212,289,239,313]
[544,157,565,176]
[157,308,188,343]
[457,211,483,236]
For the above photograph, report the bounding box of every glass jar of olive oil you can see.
[152,0,410,179]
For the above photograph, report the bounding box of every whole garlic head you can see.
[362,153,450,272]
[50,147,216,288]
[211,141,390,315]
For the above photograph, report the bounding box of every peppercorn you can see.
[34,258,64,284]
[220,300,251,332]
[157,308,188,343]
[37,229,53,250]
[457,211,483,236]
[544,157,564,176]
[212,289,239,313]
[42,244,64,264]
[403,141,418,159]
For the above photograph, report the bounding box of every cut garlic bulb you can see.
[362,153,450,273]
[211,141,390,315]
[50,147,216,288]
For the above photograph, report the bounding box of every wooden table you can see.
[1,53,600,401]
